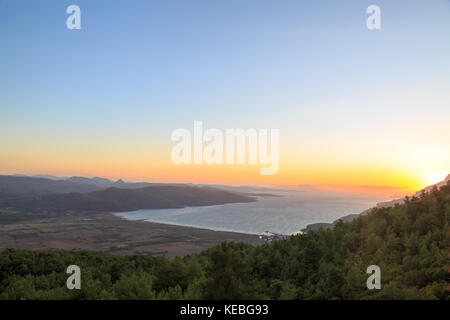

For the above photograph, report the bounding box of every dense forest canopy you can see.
[1,182,449,300]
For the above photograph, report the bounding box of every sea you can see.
[114,188,387,235]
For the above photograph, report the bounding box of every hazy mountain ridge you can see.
[2,174,295,195]
[0,175,103,195]
[0,175,190,195]
[0,184,256,212]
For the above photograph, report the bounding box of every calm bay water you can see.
[114,189,386,235]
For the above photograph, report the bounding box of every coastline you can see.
[113,211,265,236]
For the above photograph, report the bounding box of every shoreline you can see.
[114,214,293,242]
[113,212,267,236]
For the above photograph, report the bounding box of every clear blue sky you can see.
[1,0,449,187]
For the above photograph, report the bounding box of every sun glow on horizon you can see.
[422,171,448,187]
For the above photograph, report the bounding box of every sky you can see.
[1,0,450,192]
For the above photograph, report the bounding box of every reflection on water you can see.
[114,190,386,235]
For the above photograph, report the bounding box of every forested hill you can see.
[0,182,449,300]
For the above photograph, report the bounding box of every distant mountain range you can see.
[302,174,450,232]
[0,175,256,212]
[0,174,286,197]
[0,175,103,195]
[0,175,185,196]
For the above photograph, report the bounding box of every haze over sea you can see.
[115,188,387,235]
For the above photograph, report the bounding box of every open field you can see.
[0,210,263,257]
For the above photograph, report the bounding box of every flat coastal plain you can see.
[0,210,263,257]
